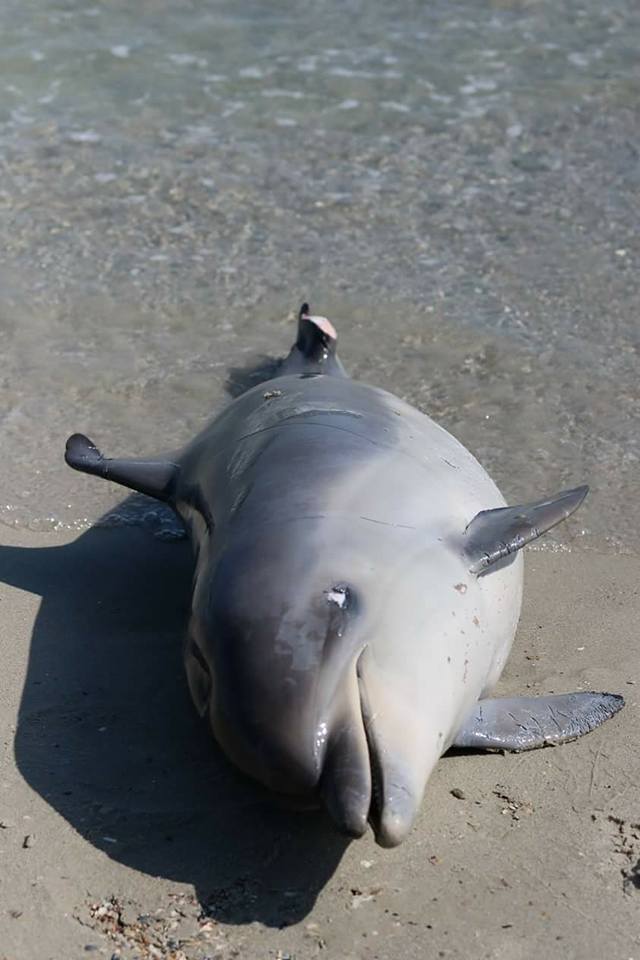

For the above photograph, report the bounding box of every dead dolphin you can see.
[65,304,623,847]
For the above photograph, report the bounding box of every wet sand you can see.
[1,525,638,959]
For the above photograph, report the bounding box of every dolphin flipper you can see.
[464,485,588,575]
[65,433,179,502]
[452,691,624,752]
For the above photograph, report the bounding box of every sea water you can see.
[0,0,637,549]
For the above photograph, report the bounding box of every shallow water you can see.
[0,0,638,549]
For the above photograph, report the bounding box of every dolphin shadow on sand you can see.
[224,354,283,399]
[9,352,349,927]
[8,523,348,926]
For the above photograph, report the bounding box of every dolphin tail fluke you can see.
[296,302,339,360]
[463,485,588,575]
[65,433,179,502]
[452,691,624,751]
[280,303,347,377]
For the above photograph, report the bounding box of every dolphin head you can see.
[184,518,469,847]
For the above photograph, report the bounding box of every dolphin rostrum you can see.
[65,304,623,847]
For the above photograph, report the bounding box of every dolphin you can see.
[65,304,623,847]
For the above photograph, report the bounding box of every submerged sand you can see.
[0,526,638,959]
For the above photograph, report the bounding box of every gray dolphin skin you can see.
[65,304,624,847]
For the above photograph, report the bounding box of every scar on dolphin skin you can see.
[65,302,624,848]
[359,515,417,530]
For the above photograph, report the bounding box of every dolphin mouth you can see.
[356,653,383,836]
[361,714,383,833]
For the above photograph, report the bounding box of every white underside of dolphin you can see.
[65,304,624,847]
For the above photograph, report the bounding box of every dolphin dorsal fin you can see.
[65,433,179,502]
[463,485,588,575]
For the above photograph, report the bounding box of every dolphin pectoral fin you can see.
[452,691,624,752]
[463,485,588,575]
[65,433,179,502]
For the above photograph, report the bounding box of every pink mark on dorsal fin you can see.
[301,313,337,341]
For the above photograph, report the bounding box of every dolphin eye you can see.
[325,584,350,609]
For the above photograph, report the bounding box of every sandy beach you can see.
[1,525,637,959]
